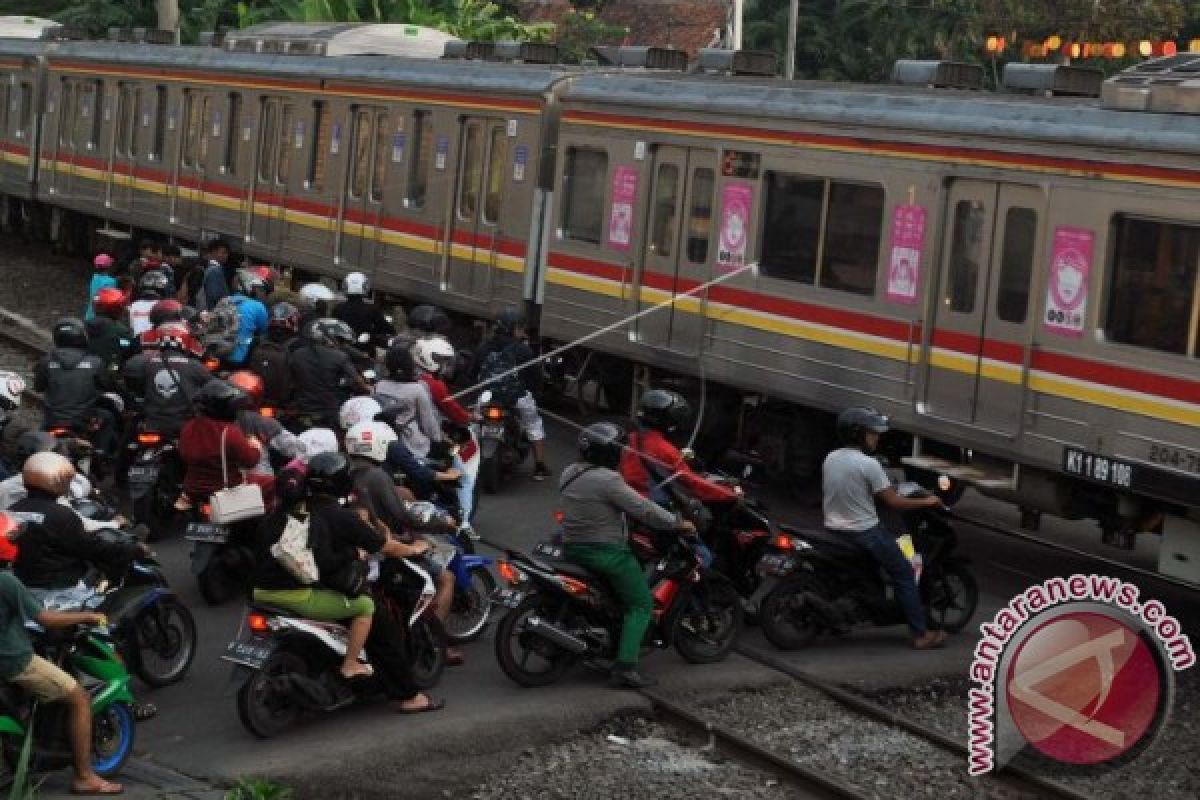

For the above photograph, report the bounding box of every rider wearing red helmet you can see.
[84,287,137,369]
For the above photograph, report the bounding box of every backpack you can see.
[202,297,242,359]
[477,343,524,405]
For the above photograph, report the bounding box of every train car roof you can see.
[23,41,573,98]
[565,71,1200,158]
[0,38,48,58]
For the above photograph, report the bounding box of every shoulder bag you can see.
[209,427,266,524]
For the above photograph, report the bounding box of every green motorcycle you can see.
[0,624,137,779]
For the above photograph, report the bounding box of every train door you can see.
[443,118,507,300]
[47,79,74,198]
[338,107,388,274]
[173,91,209,232]
[248,98,288,251]
[635,145,717,354]
[108,83,139,215]
[923,180,1042,435]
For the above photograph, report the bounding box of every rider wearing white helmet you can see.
[339,396,383,432]
[334,272,394,354]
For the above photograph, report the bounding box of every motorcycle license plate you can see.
[221,639,274,669]
[489,588,524,609]
[757,553,796,576]
[481,424,505,439]
[127,465,159,483]
[185,522,230,544]
[534,542,563,559]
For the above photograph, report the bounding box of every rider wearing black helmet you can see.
[471,308,548,479]
[824,406,946,650]
[408,304,452,336]
[559,422,695,689]
[34,319,117,458]
[289,318,371,430]
[620,389,738,507]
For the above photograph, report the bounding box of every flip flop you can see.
[70,780,124,796]
[395,697,445,715]
[340,665,375,681]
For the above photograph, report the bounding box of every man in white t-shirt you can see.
[823,406,946,650]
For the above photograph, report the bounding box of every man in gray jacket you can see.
[560,422,694,688]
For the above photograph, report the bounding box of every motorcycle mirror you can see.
[480,389,493,404]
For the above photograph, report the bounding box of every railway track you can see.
[635,645,1091,800]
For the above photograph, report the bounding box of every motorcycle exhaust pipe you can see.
[525,616,588,655]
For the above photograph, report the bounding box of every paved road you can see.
[25,411,1196,799]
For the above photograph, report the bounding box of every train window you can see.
[1106,216,1200,357]
[370,113,389,203]
[86,81,102,150]
[561,147,608,244]
[276,104,294,184]
[198,95,212,166]
[686,168,715,264]
[996,207,1037,324]
[257,101,277,182]
[129,88,143,158]
[650,164,680,257]
[151,86,167,160]
[820,183,883,295]
[483,126,505,224]
[0,84,8,140]
[457,123,484,220]
[945,200,986,313]
[224,93,241,175]
[115,86,134,156]
[408,110,433,209]
[58,80,75,147]
[760,173,822,283]
[350,109,372,198]
[16,82,31,139]
[307,101,330,191]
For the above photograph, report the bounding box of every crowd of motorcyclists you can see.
[0,238,957,787]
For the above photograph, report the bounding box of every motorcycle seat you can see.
[249,602,309,619]
[783,525,868,559]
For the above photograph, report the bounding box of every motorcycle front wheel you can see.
[237,650,306,739]
[760,575,826,651]
[133,598,197,687]
[92,702,136,777]
[445,566,497,644]
[672,580,744,664]
[494,595,576,687]
[924,564,979,634]
[410,614,448,690]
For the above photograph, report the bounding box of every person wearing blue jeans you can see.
[823,406,947,650]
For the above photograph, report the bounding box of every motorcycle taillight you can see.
[484,406,505,421]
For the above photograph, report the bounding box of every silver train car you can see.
[0,33,1196,579]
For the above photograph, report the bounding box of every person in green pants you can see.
[559,422,696,689]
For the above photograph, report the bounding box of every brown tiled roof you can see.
[518,0,728,56]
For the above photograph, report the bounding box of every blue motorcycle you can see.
[432,529,496,645]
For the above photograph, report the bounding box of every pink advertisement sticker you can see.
[606,166,639,251]
[886,204,927,304]
[1043,226,1093,337]
[717,182,753,272]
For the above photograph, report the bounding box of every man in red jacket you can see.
[620,389,739,506]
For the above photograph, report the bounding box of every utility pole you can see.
[155,0,180,42]
[785,0,798,79]
[732,0,744,49]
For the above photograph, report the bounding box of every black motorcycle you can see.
[492,535,743,687]
[757,482,978,650]
[475,389,529,494]
[227,557,446,738]
[126,425,183,542]
[185,510,258,606]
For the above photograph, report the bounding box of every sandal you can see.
[394,697,444,715]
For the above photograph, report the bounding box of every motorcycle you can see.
[0,623,136,779]
[757,481,978,650]
[491,534,743,688]
[185,508,258,606]
[38,528,197,689]
[125,425,182,542]
[427,532,495,645]
[474,389,529,495]
[227,557,446,738]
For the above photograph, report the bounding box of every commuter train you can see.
[1,27,1198,580]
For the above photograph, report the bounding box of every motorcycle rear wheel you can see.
[410,615,448,690]
[760,576,826,651]
[480,455,500,494]
[446,567,496,644]
[494,595,575,687]
[924,564,979,634]
[237,650,306,738]
[672,580,744,664]
[133,598,197,687]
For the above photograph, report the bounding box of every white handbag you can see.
[208,428,266,525]
[271,510,319,585]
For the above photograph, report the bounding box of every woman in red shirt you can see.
[180,381,262,503]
